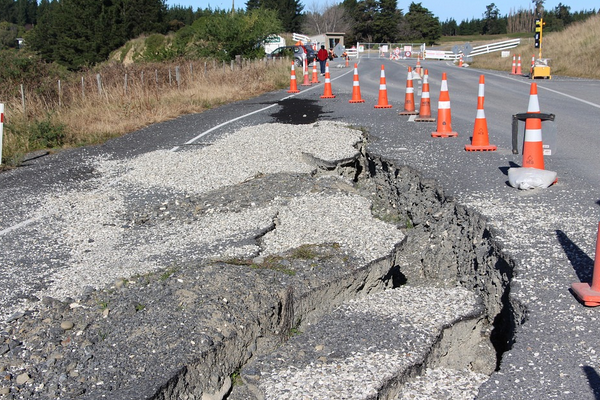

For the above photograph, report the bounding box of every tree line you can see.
[0,0,597,72]
[440,2,597,36]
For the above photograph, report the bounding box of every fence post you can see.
[124,73,128,95]
[81,76,85,99]
[175,66,180,88]
[0,103,4,166]
[169,68,172,86]
[58,80,62,107]
[96,74,102,95]
[20,84,25,117]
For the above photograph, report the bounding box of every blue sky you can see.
[164,0,597,23]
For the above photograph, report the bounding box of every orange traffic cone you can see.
[516,54,522,75]
[287,62,300,93]
[374,65,392,108]
[465,75,497,151]
[301,59,311,86]
[432,72,458,138]
[399,67,418,115]
[415,69,435,122]
[458,54,463,68]
[349,63,365,103]
[345,56,349,67]
[510,55,517,75]
[415,55,422,77]
[311,62,320,83]
[572,222,600,306]
[522,83,544,169]
[320,62,335,99]
[530,55,535,77]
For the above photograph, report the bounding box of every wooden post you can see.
[81,76,85,99]
[0,103,4,165]
[58,80,62,107]
[96,74,102,95]
[175,66,180,88]
[20,84,25,117]
[124,73,128,95]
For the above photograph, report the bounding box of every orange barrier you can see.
[301,59,311,86]
[510,55,517,75]
[374,65,392,108]
[431,72,458,138]
[349,63,365,103]
[465,75,497,151]
[516,54,522,75]
[320,62,336,99]
[399,67,418,115]
[311,62,320,84]
[522,83,544,169]
[572,222,600,306]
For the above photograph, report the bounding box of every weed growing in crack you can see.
[231,369,243,386]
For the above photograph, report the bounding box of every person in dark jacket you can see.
[317,45,328,75]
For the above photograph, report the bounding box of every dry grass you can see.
[1,58,290,167]
[470,14,600,79]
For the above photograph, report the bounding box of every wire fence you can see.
[0,56,286,120]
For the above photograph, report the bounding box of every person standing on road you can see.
[317,45,328,75]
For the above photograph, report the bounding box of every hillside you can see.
[471,13,600,79]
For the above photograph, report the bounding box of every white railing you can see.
[469,38,521,57]
[424,38,521,60]
[292,33,310,44]
[346,48,358,58]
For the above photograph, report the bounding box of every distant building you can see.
[311,33,345,50]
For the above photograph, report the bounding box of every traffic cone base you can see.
[465,144,497,151]
[415,116,436,122]
[572,222,600,307]
[432,131,458,138]
[571,283,600,306]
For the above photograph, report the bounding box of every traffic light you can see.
[534,19,543,48]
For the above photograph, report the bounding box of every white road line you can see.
[486,71,600,109]
[170,64,356,151]
[0,217,39,237]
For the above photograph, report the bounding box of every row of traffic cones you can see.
[287,62,546,168]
